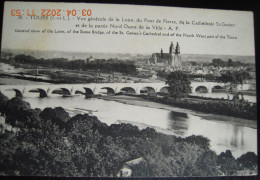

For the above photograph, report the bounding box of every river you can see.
[0,63,257,158]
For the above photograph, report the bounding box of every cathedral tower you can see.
[174,42,181,67]
[169,42,174,66]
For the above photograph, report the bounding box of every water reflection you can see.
[231,126,240,147]
[168,111,189,136]
[166,111,256,158]
[229,125,246,151]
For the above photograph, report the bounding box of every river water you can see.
[0,63,257,158]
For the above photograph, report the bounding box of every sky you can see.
[1,1,255,56]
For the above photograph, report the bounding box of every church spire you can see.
[175,42,180,55]
[169,41,174,54]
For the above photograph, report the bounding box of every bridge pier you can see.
[208,86,212,93]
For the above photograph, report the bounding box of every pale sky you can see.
[1,1,255,56]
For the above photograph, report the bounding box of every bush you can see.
[217,150,239,175]
[40,107,70,129]
[237,152,257,169]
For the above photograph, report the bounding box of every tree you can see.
[157,70,168,79]
[0,91,9,113]
[166,71,191,98]
[237,152,257,169]
[235,71,251,85]
[212,59,225,67]
[14,55,36,64]
[219,70,251,93]
[227,59,234,66]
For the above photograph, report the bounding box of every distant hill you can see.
[1,49,255,64]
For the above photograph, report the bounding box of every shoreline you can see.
[0,73,62,84]
[97,95,257,129]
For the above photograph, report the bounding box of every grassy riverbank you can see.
[97,95,257,129]
[154,95,256,120]
[0,92,257,177]
[100,92,256,120]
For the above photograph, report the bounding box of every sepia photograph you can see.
[0,1,258,178]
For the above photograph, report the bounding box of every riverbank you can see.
[97,95,257,129]
[0,62,98,84]
[0,73,62,84]
[0,61,153,84]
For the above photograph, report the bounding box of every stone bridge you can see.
[0,81,226,98]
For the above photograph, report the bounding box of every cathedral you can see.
[150,42,181,67]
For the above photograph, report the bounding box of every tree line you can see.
[188,58,253,67]
[13,55,137,74]
[210,58,251,67]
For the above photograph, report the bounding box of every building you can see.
[150,42,181,67]
[86,56,95,63]
[117,157,144,177]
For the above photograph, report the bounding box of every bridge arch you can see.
[159,86,170,94]
[195,86,208,93]
[100,87,115,95]
[75,90,84,95]
[51,88,71,95]
[140,86,156,94]
[52,89,63,95]
[12,89,23,98]
[211,85,225,93]
[83,87,94,95]
[38,88,48,98]
[29,88,48,98]
[61,88,72,95]
[120,87,136,94]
